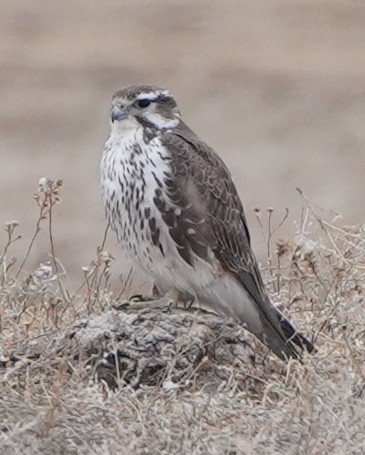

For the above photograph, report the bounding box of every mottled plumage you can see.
[101,84,314,360]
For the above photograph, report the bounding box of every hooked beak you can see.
[111,106,128,123]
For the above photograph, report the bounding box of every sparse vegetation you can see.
[0,179,364,455]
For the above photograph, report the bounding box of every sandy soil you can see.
[1,0,365,286]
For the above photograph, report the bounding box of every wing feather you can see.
[159,122,302,359]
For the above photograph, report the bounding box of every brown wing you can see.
[159,121,266,303]
[157,122,301,359]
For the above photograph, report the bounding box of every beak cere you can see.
[111,106,128,123]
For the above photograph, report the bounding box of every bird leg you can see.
[114,288,196,312]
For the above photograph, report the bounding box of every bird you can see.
[100,84,314,360]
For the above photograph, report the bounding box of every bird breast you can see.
[100,127,217,295]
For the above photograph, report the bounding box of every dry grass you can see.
[0,180,364,455]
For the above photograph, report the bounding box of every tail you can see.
[274,307,315,355]
[255,302,314,361]
[198,274,314,361]
[256,295,315,360]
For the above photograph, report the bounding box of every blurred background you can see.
[1,0,365,290]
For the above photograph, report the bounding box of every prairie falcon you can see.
[100,84,314,360]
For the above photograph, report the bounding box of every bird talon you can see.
[184,296,196,309]
[112,300,130,310]
[166,299,177,312]
[129,293,154,303]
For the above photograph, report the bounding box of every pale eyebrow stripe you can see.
[135,91,170,101]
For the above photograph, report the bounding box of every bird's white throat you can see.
[111,113,179,134]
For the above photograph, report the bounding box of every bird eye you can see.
[137,99,151,108]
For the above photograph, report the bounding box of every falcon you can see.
[100,84,314,360]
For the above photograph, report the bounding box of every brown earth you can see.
[1,0,365,288]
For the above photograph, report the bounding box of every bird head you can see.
[110,85,181,131]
